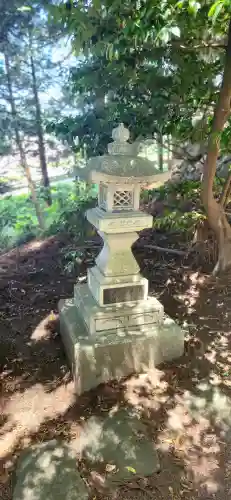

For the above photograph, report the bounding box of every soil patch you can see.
[1,232,231,500]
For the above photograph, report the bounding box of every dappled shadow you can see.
[2,231,231,499]
[133,241,231,498]
[0,381,75,458]
[13,440,88,500]
[60,295,169,394]
[122,370,228,499]
[0,235,79,397]
[0,236,77,468]
[70,407,159,483]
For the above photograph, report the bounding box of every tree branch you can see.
[170,40,226,51]
[135,242,188,257]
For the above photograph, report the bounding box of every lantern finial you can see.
[111,123,130,143]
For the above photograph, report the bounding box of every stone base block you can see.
[59,299,184,395]
[74,284,163,334]
[87,266,148,306]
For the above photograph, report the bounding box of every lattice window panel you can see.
[113,190,133,210]
[99,184,108,210]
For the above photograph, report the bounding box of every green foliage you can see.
[45,182,97,238]
[153,209,205,232]
[0,193,38,250]
[48,0,231,156]
[0,0,74,199]
[0,181,97,252]
[62,248,84,274]
[149,177,224,201]
[147,177,224,233]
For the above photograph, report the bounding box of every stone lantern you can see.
[59,124,184,394]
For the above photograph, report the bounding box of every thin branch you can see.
[171,41,226,51]
[135,243,189,257]
[220,172,231,207]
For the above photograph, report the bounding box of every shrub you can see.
[45,181,97,238]
[0,194,38,251]
[0,181,98,252]
[144,178,224,236]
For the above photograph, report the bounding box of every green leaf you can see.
[125,466,136,474]
[17,5,31,11]
[158,27,171,43]
[170,26,181,37]
[106,43,114,61]
[188,0,201,15]
[208,0,224,22]
[145,7,154,19]
[176,0,185,7]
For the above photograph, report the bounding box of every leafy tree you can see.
[3,47,45,228]
[0,1,45,225]
[0,1,72,206]
[28,26,52,205]
[50,1,224,150]
[0,1,50,204]
[202,7,231,273]
[51,0,231,273]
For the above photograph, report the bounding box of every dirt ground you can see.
[1,232,231,500]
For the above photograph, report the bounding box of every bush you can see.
[143,178,224,236]
[0,181,98,252]
[146,177,224,203]
[153,209,206,234]
[45,181,97,238]
[0,194,38,251]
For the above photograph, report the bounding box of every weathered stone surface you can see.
[86,207,153,234]
[76,408,160,485]
[87,268,149,307]
[59,122,184,397]
[86,123,160,178]
[74,283,164,335]
[59,298,184,395]
[13,440,89,500]
[87,155,160,177]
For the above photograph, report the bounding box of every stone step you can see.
[77,408,160,486]
[13,440,89,500]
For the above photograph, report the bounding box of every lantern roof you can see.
[87,123,160,180]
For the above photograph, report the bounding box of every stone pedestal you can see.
[59,124,184,394]
[59,298,184,395]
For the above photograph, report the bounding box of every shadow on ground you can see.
[1,234,231,499]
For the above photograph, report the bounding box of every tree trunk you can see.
[22,163,45,231]
[157,133,164,171]
[4,50,45,230]
[29,45,52,206]
[202,18,231,274]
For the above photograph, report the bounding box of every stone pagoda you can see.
[59,124,184,394]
